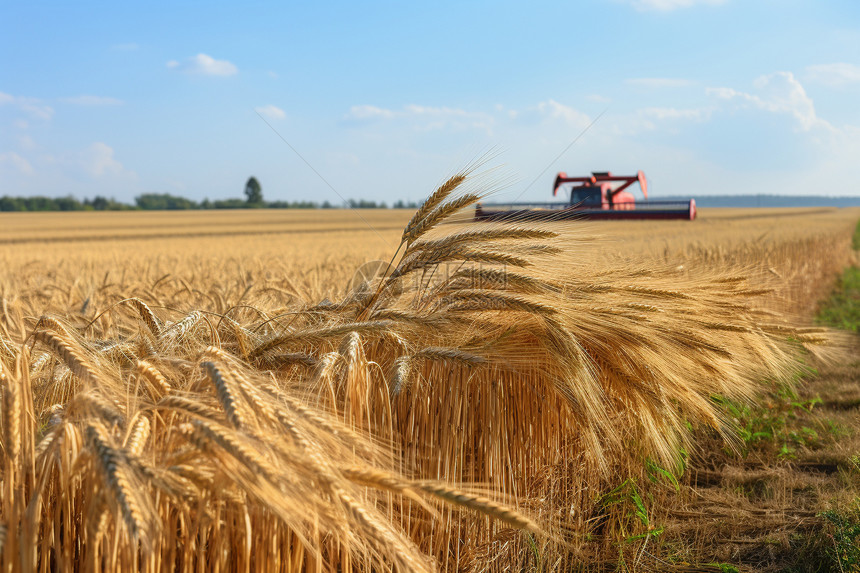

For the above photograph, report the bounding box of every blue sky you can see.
[2,0,859,204]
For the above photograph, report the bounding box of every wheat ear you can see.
[33,329,99,385]
[86,423,156,548]
[136,360,171,399]
[414,347,487,366]
[390,356,411,396]
[250,321,391,358]
[185,419,280,484]
[415,481,542,535]
[156,395,221,420]
[403,193,481,244]
[124,415,151,455]
[126,298,162,337]
[401,173,467,243]
[438,290,557,315]
[201,361,248,430]
[406,227,557,256]
[34,315,75,339]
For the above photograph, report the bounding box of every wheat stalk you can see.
[2,375,20,460]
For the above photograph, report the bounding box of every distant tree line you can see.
[0,176,420,212]
[0,194,418,212]
[0,195,133,212]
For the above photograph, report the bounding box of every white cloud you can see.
[640,107,712,121]
[60,95,124,106]
[13,119,29,129]
[622,0,727,10]
[0,92,54,120]
[344,104,493,132]
[255,104,286,120]
[79,142,131,178]
[346,105,396,120]
[403,104,471,117]
[0,152,34,175]
[626,78,693,88]
[707,71,833,132]
[535,100,591,128]
[20,102,54,120]
[805,63,860,87]
[167,53,238,76]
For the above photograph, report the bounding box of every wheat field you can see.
[1,173,858,571]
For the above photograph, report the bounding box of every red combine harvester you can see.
[474,171,697,221]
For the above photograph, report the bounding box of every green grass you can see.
[713,376,823,459]
[817,267,860,332]
[817,218,860,332]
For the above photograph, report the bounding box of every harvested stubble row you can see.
[0,170,858,571]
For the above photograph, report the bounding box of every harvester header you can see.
[475,170,696,221]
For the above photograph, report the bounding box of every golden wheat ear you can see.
[125,298,163,337]
[32,329,99,385]
[85,422,159,549]
[402,173,467,244]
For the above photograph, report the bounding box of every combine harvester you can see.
[475,171,697,221]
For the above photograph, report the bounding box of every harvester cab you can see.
[553,171,648,210]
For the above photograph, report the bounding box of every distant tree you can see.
[244,177,263,205]
[212,198,248,209]
[90,196,110,210]
[135,193,198,210]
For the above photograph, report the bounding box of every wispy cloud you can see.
[344,104,493,131]
[621,0,728,11]
[78,142,134,178]
[60,95,124,106]
[167,53,238,76]
[805,63,860,87]
[255,104,286,120]
[707,71,833,132]
[639,107,712,121]
[345,104,396,121]
[0,152,34,175]
[626,78,693,88]
[0,91,54,120]
[533,100,591,128]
